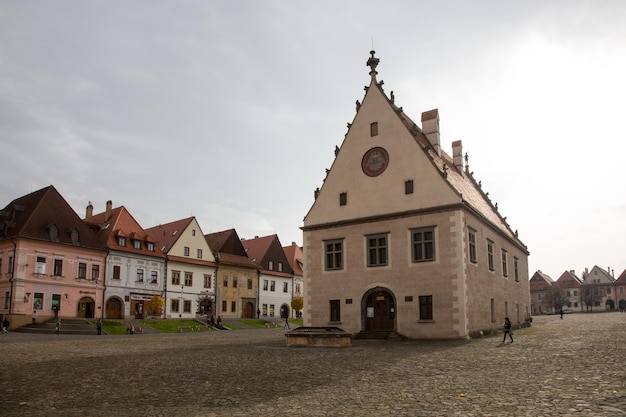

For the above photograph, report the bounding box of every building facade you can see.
[302,52,530,339]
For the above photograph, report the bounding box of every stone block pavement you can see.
[1,312,625,416]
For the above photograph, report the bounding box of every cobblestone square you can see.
[1,313,625,416]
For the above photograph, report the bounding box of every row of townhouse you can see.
[530,266,626,314]
[0,185,304,328]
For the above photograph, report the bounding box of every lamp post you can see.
[94,279,99,319]
[180,285,184,318]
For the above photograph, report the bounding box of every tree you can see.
[291,296,303,317]
[149,295,165,318]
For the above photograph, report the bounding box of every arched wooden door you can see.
[105,298,123,319]
[363,289,395,331]
[243,302,255,319]
[78,297,95,318]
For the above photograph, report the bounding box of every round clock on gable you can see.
[361,147,389,177]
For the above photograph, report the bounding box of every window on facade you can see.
[468,228,477,263]
[339,192,347,206]
[33,292,43,310]
[4,291,9,309]
[35,256,46,274]
[514,257,519,282]
[204,274,212,288]
[221,300,227,312]
[262,304,268,316]
[8,256,13,274]
[325,239,343,270]
[283,282,288,293]
[184,246,190,256]
[278,262,283,272]
[171,270,181,285]
[370,121,378,136]
[53,259,62,276]
[171,299,179,312]
[92,265,100,281]
[223,275,228,287]
[197,249,202,259]
[487,240,495,271]
[233,277,238,288]
[113,265,121,280]
[367,234,388,267]
[270,304,275,316]
[270,280,275,291]
[78,262,87,279]
[150,271,158,283]
[247,278,253,289]
[412,228,435,262]
[136,268,144,282]
[184,300,192,313]
[184,272,193,286]
[192,229,196,236]
[133,240,141,249]
[295,283,301,294]
[330,299,341,322]
[419,295,433,320]
[52,294,61,311]
[231,301,236,313]
[501,249,508,277]
[405,180,414,195]
[263,279,268,291]
[269,261,274,270]
[490,298,495,322]
[117,237,126,247]
[147,242,154,252]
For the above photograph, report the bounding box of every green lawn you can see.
[141,319,211,333]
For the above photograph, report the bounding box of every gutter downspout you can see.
[8,238,17,314]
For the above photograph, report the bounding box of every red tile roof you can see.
[145,217,194,254]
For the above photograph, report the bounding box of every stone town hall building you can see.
[302,52,530,339]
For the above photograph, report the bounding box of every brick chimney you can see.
[85,202,93,221]
[105,200,112,221]
[452,140,464,176]
[421,109,441,157]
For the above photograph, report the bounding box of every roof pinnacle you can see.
[367,50,379,79]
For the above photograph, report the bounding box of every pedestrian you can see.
[55,319,60,334]
[32,310,38,324]
[257,309,260,319]
[97,318,102,335]
[129,323,135,334]
[283,316,290,330]
[2,317,9,333]
[560,308,564,319]
[502,317,513,343]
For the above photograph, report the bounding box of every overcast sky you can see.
[1,1,625,279]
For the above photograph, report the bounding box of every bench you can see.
[178,325,199,332]
[126,327,143,334]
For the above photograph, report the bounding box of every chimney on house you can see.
[85,202,93,221]
[452,140,464,176]
[105,200,112,221]
[421,109,441,157]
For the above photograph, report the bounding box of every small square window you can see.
[370,122,378,137]
[405,180,414,195]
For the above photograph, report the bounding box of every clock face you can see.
[361,147,389,177]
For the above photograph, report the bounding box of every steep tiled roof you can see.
[0,185,103,250]
[283,243,303,276]
[530,270,553,291]
[615,269,626,284]
[88,205,165,258]
[241,235,275,263]
[205,229,258,269]
[145,217,194,254]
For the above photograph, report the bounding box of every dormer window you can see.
[70,228,80,246]
[48,224,60,242]
[147,242,154,252]
[118,236,126,246]
[133,240,141,249]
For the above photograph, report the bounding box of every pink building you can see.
[0,186,107,328]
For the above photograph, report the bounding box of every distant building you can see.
[241,234,294,319]
[283,242,304,318]
[303,51,530,339]
[581,266,616,311]
[529,271,555,314]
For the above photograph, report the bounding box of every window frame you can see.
[367,233,388,267]
[330,299,341,322]
[411,227,435,263]
[419,295,433,321]
[468,227,477,264]
[324,239,344,271]
[487,239,495,271]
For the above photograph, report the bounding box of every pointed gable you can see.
[615,269,626,285]
[554,270,582,289]
[241,234,294,275]
[303,51,524,251]
[583,265,615,285]
[145,217,194,254]
[0,185,102,250]
[205,229,258,269]
[530,270,553,291]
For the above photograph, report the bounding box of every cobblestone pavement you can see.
[1,312,625,417]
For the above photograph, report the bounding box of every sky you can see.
[1,1,625,280]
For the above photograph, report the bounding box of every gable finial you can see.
[367,50,379,79]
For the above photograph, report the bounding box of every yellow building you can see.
[303,51,530,339]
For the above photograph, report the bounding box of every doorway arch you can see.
[78,297,95,318]
[361,287,396,332]
[105,297,124,319]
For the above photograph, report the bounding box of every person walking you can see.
[283,316,290,330]
[560,308,564,319]
[32,310,38,324]
[97,318,102,335]
[502,317,513,343]
[55,319,61,335]
[2,317,9,333]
